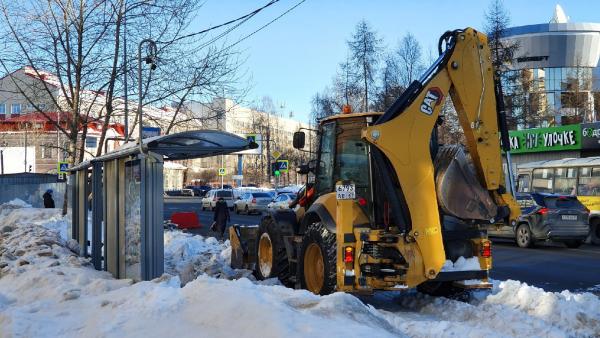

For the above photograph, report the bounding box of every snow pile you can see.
[163,230,252,285]
[1,203,600,338]
[441,256,481,271]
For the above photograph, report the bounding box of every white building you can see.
[185,98,312,186]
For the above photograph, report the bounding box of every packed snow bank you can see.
[380,280,600,338]
[441,256,481,271]
[163,231,253,285]
[1,203,599,338]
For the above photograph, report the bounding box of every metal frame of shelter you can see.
[68,130,253,281]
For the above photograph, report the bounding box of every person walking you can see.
[43,189,55,208]
[212,197,230,240]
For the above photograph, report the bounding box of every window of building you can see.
[532,168,553,193]
[41,144,54,159]
[554,167,577,195]
[0,103,5,120]
[11,103,21,115]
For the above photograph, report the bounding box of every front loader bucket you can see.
[229,224,259,270]
[434,146,498,222]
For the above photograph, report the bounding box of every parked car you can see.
[165,189,193,197]
[201,189,234,210]
[233,192,272,214]
[186,185,211,197]
[488,193,590,248]
[267,193,297,210]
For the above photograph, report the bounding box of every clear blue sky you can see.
[192,1,600,122]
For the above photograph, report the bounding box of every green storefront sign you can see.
[508,124,581,154]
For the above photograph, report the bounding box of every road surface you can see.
[491,239,600,293]
[164,197,600,293]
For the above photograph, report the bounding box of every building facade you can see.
[185,98,312,186]
[502,5,600,129]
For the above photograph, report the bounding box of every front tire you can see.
[234,205,239,214]
[255,217,292,286]
[244,205,250,215]
[299,222,337,295]
[516,223,534,248]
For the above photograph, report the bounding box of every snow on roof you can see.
[22,66,61,87]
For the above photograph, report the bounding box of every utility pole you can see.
[24,124,28,172]
[123,8,129,140]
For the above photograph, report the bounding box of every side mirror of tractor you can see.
[293,131,305,149]
[296,164,310,175]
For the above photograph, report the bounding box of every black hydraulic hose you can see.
[494,71,511,152]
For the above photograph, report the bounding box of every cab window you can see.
[315,122,336,195]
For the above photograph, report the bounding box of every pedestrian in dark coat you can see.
[43,189,55,208]
[212,197,230,239]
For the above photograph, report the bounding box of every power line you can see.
[162,0,280,45]
[224,0,307,51]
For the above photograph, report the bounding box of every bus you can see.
[516,157,600,244]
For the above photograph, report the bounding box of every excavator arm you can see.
[362,28,520,285]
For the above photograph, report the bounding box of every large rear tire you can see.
[255,217,292,286]
[299,222,337,295]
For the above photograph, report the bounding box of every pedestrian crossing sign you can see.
[276,159,289,173]
[57,161,69,174]
[218,168,226,176]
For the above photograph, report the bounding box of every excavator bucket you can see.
[434,145,498,222]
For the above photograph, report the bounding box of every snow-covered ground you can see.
[1,201,599,338]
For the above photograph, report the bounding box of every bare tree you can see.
[347,20,382,112]
[396,32,424,87]
[0,0,244,164]
[373,52,404,111]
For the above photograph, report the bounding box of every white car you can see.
[267,193,297,210]
[201,189,234,211]
[233,192,272,214]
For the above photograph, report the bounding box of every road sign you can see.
[232,174,243,180]
[218,168,226,176]
[271,150,281,160]
[276,159,289,173]
[57,161,69,174]
[142,126,161,139]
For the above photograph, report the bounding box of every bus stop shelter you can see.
[68,130,254,281]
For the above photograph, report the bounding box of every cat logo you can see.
[420,87,444,115]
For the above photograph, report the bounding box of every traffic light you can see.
[274,170,281,177]
[271,162,277,176]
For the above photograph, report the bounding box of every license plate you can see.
[561,215,578,221]
[336,184,355,200]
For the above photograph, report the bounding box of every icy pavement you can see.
[1,201,599,338]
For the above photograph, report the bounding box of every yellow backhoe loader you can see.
[230,28,521,296]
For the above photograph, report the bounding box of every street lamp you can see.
[137,38,158,154]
